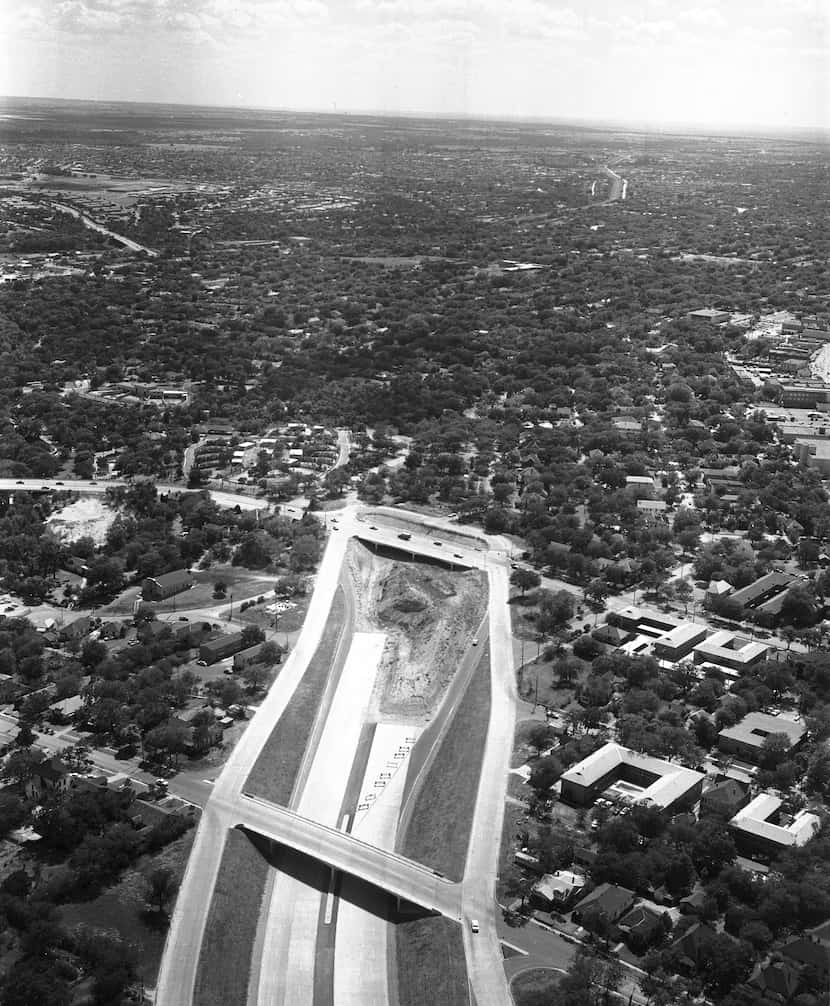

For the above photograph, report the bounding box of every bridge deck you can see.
[238,794,463,919]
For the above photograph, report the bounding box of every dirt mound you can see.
[345,541,487,720]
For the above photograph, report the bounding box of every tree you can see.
[241,625,265,648]
[242,663,269,693]
[584,577,608,606]
[145,866,178,914]
[144,720,190,767]
[780,583,820,628]
[760,731,792,769]
[511,568,541,596]
[528,754,563,796]
[674,577,694,614]
[536,589,575,635]
[526,722,555,754]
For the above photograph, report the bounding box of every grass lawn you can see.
[58,830,195,987]
[397,649,491,882]
[496,801,527,903]
[511,967,562,1005]
[245,586,346,804]
[395,917,470,1006]
[193,829,271,1006]
[517,657,588,709]
[236,592,311,634]
[156,564,271,612]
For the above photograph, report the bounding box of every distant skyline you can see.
[1,1,827,130]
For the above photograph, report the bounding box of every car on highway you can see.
[472,638,479,646]
[470,919,480,933]
[433,541,442,546]
[55,481,64,485]
[369,525,377,530]
[15,480,23,484]
[453,553,463,558]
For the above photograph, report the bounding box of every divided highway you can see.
[155,503,516,1006]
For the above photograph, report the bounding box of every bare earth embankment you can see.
[346,540,487,719]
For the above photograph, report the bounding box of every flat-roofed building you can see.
[232,640,281,671]
[613,606,677,635]
[625,475,655,499]
[730,793,820,857]
[560,742,704,814]
[693,630,768,672]
[141,569,192,601]
[729,571,798,617]
[199,631,246,665]
[782,384,830,409]
[794,438,830,476]
[687,308,730,324]
[718,711,806,763]
[653,622,709,662]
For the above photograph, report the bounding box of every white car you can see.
[470,919,480,933]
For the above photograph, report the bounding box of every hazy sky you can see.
[1,0,827,129]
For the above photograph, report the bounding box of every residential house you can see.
[572,883,636,931]
[700,778,750,820]
[531,870,586,910]
[25,756,71,800]
[59,616,94,643]
[617,904,665,954]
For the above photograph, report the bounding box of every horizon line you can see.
[2,92,829,141]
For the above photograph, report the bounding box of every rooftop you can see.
[730,793,820,848]
[719,711,805,750]
[729,570,798,609]
[560,742,704,810]
[694,630,768,665]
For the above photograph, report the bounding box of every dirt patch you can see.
[345,541,486,719]
[46,497,118,546]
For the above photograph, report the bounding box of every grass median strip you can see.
[395,917,470,1006]
[193,829,271,1006]
[397,647,492,881]
[193,587,347,1004]
[245,585,347,804]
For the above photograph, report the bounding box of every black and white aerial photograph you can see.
[0,2,828,1005]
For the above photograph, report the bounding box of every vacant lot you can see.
[245,587,347,804]
[193,829,271,1006]
[395,917,470,1006]
[59,829,194,987]
[396,647,491,881]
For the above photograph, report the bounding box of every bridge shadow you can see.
[239,826,438,924]
[354,537,473,572]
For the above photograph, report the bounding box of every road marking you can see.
[499,940,528,956]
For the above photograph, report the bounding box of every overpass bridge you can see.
[353,531,476,570]
[236,794,463,920]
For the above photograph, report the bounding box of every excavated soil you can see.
[345,540,487,720]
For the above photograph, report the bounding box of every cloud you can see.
[11,0,330,41]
